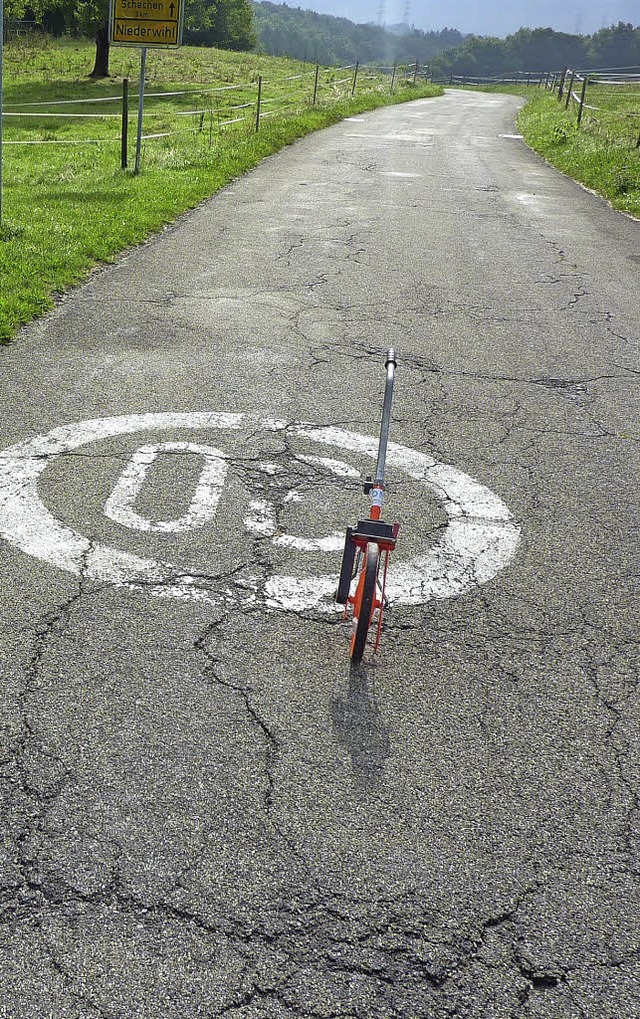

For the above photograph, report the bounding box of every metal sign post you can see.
[108,0,184,174]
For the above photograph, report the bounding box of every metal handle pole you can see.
[374,348,396,485]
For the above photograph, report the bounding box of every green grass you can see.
[518,88,640,219]
[0,36,442,341]
[459,82,640,220]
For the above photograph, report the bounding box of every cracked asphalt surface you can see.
[0,89,639,1017]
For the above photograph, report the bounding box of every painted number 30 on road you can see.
[0,412,520,612]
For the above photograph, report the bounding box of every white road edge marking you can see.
[0,413,521,613]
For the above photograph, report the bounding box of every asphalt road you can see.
[0,89,639,1018]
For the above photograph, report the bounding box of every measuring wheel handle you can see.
[336,349,400,662]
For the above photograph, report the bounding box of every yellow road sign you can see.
[109,0,184,47]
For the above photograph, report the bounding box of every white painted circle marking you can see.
[0,413,521,612]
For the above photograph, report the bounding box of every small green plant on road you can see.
[0,36,442,342]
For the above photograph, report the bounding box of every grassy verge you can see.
[517,89,640,219]
[0,37,442,342]
[459,83,640,220]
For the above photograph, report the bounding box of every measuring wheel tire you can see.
[351,541,380,665]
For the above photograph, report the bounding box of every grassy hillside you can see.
[0,36,441,342]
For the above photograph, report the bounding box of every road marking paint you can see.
[245,456,354,552]
[104,442,227,533]
[244,499,276,538]
[296,455,360,479]
[273,532,345,553]
[267,424,520,611]
[0,413,521,612]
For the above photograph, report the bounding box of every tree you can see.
[183,0,256,50]
[20,0,111,75]
[587,22,640,67]
[4,0,34,17]
[18,0,256,77]
[75,0,110,77]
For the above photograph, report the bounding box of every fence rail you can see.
[430,71,546,86]
[1,60,431,165]
[429,65,639,147]
[553,66,640,145]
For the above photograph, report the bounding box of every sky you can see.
[300,0,639,36]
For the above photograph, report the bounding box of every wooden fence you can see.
[552,66,640,146]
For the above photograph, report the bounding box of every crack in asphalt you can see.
[0,340,637,1014]
[192,620,317,891]
[13,543,97,910]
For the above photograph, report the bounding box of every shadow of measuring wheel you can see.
[330,666,391,789]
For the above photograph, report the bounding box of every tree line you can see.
[252,2,465,67]
[5,0,639,80]
[251,8,640,75]
[430,23,640,77]
[5,0,256,75]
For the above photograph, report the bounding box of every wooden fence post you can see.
[391,63,397,92]
[565,71,575,109]
[313,64,319,105]
[577,75,588,125]
[351,61,359,96]
[121,77,129,170]
[255,75,262,132]
[413,59,418,84]
[558,66,567,101]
